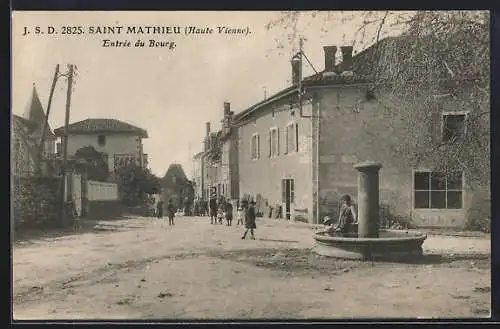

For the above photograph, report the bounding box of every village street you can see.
[13,216,491,320]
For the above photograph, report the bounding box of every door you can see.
[281,178,295,220]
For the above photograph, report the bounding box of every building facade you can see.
[199,102,240,202]
[53,118,149,180]
[192,151,204,201]
[206,35,489,228]
[161,164,194,211]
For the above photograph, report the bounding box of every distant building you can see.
[200,102,239,202]
[192,151,204,201]
[161,164,194,210]
[53,118,149,180]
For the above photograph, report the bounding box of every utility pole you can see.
[37,65,60,175]
[60,64,74,226]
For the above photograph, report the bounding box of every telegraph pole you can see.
[60,64,74,226]
[37,65,60,175]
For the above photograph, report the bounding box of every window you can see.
[414,171,463,209]
[285,122,299,153]
[269,127,280,157]
[442,112,467,142]
[97,135,106,146]
[250,133,260,159]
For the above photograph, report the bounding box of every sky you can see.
[12,11,411,179]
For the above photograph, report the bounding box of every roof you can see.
[161,164,189,187]
[192,151,204,159]
[233,33,485,124]
[54,118,149,138]
[13,114,38,132]
[22,85,55,137]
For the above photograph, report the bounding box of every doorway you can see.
[281,178,295,220]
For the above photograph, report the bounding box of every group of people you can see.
[208,196,257,240]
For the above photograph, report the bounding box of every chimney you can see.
[291,54,302,85]
[323,46,337,72]
[205,122,211,137]
[340,46,354,76]
[224,102,231,116]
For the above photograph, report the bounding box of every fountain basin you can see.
[313,230,427,261]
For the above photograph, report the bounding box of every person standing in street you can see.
[236,201,244,225]
[167,199,176,225]
[156,199,164,219]
[209,198,217,224]
[225,198,233,226]
[241,200,257,240]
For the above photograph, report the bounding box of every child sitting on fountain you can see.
[333,194,358,234]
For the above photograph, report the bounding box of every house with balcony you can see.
[53,118,149,181]
[225,34,489,229]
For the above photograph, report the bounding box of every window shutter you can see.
[277,128,280,155]
[268,131,272,157]
[284,126,288,154]
[257,135,260,158]
[281,179,286,203]
[295,123,299,152]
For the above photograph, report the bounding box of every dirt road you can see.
[13,216,491,320]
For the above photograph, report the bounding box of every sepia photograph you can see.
[11,10,491,320]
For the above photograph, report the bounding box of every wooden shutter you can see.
[281,179,286,203]
[295,123,299,152]
[268,131,272,157]
[290,180,295,203]
[277,128,280,155]
[257,134,260,158]
[284,126,288,154]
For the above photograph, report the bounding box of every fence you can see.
[87,180,118,201]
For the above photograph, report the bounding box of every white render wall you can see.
[65,133,143,171]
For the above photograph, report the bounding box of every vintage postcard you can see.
[11,10,491,320]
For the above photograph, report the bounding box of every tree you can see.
[115,163,161,205]
[265,11,490,188]
[74,146,109,181]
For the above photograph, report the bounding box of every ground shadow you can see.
[258,238,301,243]
[402,253,491,265]
[13,214,134,245]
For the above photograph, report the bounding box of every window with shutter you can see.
[285,122,298,154]
[269,127,280,157]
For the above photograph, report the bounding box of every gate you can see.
[72,173,82,217]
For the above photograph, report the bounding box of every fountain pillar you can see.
[354,161,382,238]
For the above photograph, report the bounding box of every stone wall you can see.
[13,176,62,229]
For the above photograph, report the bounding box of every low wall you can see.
[87,180,118,201]
[13,176,62,229]
[85,200,128,220]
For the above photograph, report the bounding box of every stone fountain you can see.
[313,161,427,261]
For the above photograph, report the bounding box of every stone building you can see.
[11,85,58,177]
[204,35,489,229]
[161,164,194,211]
[192,151,204,201]
[200,102,240,202]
